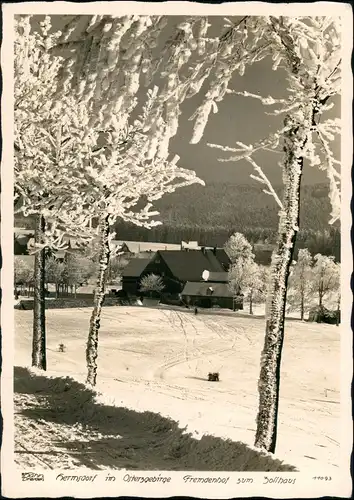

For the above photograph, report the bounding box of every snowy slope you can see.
[14,307,340,472]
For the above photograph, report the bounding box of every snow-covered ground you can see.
[14,306,340,472]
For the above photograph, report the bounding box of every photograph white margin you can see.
[1,2,353,498]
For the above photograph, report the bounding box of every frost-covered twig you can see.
[208,128,289,204]
[316,127,341,224]
[208,126,289,157]
[225,89,288,106]
[244,156,283,209]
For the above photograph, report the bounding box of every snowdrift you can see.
[14,366,296,471]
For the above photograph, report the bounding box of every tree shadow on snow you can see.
[14,366,296,472]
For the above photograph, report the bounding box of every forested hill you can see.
[154,182,334,232]
[16,182,339,259]
[114,183,340,260]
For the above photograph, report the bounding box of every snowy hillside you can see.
[14,307,340,472]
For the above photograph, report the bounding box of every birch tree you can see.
[311,254,340,310]
[107,256,129,284]
[15,15,204,384]
[14,258,34,296]
[287,248,313,320]
[45,257,65,298]
[14,15,85,370]
[140,273,165,298]
[224,232,255,264]
[229,258,266,314]
[253,265,270,314]
[207,16,341,452]
[15,16,105,369]
[64,255,94,295]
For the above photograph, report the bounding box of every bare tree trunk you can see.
[107,261,112,284]
[32,214,47,370]
[249,291,253,315]
[255,116,307,453]
[319,288,323,309]
[86,215,110,386]
[336,295,340,327]
[300,291,304,321]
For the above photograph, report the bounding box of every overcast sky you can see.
[36,15,340,187]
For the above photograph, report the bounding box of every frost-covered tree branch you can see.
[245,157,283,209]
[50,15,278,155]
[208,130,286,207]
[205,15,342,454]
[207,16,341,226]
[14,15,205,382]
[15,16,204,249]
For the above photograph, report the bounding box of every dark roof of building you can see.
[204,272,229,283]
[121,258,152,278]
[157,249,230,282]
[210,248,231,270]
[181,281,234,298]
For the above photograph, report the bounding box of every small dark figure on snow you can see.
[58,343,66,353]
[208,372,219,382]
[194,307,198,315]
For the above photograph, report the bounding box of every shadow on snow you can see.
[14,366,296,472]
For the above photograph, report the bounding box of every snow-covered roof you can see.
[203,271,229,283]
[181,240,201,250]
[14,227,35,235]
[112,240,182,253]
